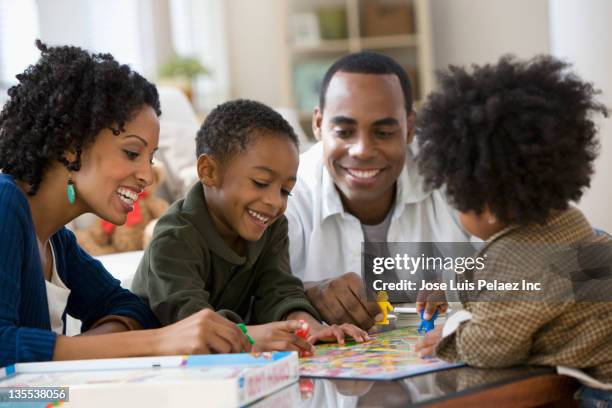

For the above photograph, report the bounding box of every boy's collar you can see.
[474,207,591,256]
[182,182,265,266]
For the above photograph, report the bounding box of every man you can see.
[286,52,469,330]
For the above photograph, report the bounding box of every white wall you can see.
[36,0,172,80]
[36,0,89,48]
[225,0,287,107]
[550,0,612,232]
[430,0,550,72]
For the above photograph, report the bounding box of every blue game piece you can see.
[418,309,439,334]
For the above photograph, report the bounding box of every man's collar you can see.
[320,145,432,222]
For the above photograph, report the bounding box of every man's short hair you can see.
[319,51,413,114]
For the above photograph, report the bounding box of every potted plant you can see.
[158,54,210,102]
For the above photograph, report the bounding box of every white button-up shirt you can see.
[286,142,470,282]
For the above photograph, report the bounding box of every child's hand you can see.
[307,323,369,345]
[157,309,252,355]
[414,326,443,358]
[416,289,449,320]
[248,321,315,354]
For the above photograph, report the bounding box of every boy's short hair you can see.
[319,51,413,114]
[416,55,608,226]
[196,99,298,162]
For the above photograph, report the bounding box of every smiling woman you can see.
[0,41,252,367]
[69,108,160,226]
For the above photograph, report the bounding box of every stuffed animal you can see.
[75,164,170,255]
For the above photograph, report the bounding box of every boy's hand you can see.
[248,321,315,354]
[157,309,251,355]
[304,272,382,329]
[307,323,369,345]
[416,289,449,320]
[414,326,443,358]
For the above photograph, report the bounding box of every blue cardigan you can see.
[0,175,159,367]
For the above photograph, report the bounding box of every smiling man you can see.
[286,52,469,329]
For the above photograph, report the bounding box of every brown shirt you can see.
[437,207,612,384]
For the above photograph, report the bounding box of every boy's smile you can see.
[246,208,273,228]
[200,132,299,253]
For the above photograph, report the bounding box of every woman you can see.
[0,41,251,367]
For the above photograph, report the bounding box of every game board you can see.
[299,327,463,380]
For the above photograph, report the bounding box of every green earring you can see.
[67,175,75,204]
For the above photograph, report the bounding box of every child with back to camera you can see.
[413,55,612,406]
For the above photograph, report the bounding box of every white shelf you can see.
[281,0,434,139]
[292,39,352,55]
[360,34,419,49]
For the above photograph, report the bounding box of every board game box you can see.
[0,352,298,407]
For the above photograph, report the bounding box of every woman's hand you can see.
[307,323,369,345]
[156,309,252,355]
[414,326,443,358]
[247,320,315,354]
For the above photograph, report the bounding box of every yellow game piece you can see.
[376,290,394,325]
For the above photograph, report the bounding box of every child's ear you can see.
[197,154,220,187]
[312,107,323,141]
[406,111,416,145]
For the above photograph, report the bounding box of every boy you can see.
[413,55,611,404]
[132,99,366,353]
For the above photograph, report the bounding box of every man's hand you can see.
[304,272,382,330]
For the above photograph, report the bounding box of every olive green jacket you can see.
[131,182,320,325]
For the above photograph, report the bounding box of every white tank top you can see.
[43,243,71,335]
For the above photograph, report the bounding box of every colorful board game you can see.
[299,327,463,380]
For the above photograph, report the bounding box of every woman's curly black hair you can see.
[416,55,608,226]
[196,99,298,162]
[0,40,161,195]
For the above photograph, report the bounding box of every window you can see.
[169,0,230,111]
[0,0,40,88]
[85,0,148,75]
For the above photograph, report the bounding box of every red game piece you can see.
[299,378,315,400]
[295,320,311,357]
[295,320,310,339]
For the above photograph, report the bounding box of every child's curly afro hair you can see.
[0,40,161,195]
[416,55,607,226]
